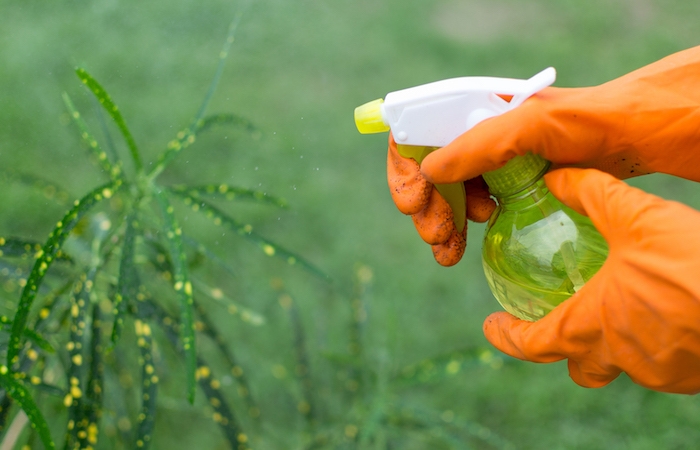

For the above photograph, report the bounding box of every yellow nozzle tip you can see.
[354,98,390,134]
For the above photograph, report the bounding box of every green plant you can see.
[267,266,514,450]
[0,16,325,450]
[0,13,515,450]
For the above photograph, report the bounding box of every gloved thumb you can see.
[420,96,545,184]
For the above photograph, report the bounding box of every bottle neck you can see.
[482,153,550,199]
[498,177,550,210]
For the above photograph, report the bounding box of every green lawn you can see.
[1,0,700,448]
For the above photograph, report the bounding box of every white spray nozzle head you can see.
[354,67,556,147]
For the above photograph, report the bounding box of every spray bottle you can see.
[354,68,609,321]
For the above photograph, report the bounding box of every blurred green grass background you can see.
[2,0,700,448]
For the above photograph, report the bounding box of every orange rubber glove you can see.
[484,168,700,394]
[421,45,700,186]
[387,136,495,266]
[391,46,700,265]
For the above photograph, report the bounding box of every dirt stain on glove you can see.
[431,227,466,266]
[387,141,432,215]
[412,187,455,244]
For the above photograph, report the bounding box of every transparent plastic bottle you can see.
[481,153,609,321]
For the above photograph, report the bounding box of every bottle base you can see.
[482,261,573,321]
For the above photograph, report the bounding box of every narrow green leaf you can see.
[85,301,104,445]
[32,280,74,330]
[75,68,142,172]
[0,316,54,353]
[191,14,244,129]
[168,184,287,208]
[147,114,255,181]
[141,235,173,276]
[195,113,256,135]
[392,347,508,387]
[108,347,135,446]
[0,237,71,262]
[0,367,56,449]
[91,91,120,164]
[171,191,328,280]
[148,14,244,179]
[153,186,196,403]
[149,126,197,179]
[111,214,138,344]
[0,170,71,205]
[65,272,93,450]
[194,302,259,418]
[25,380,65,398]
[4,281,74,413]
[195,360,248,448]
[20,328,54,354]
[194,280,265,326]
[62,91,123,181]
[7,180,121,367]
[182,235,236,277]
[61,212,114,450]
[319,351,364,370]
[275,288,315,428]
[136,298,247,448]
[134,318,158,450]
[145,231,236,278]
[383,413,465,449]
[389,404,515,450]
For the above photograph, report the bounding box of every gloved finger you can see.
[567,358,621,389]
[464,176,496,222]
[483,274,622,359]
[419,86,656,185]
[484,305,623,387]
[484,302,625,386]
[411,187,454,245]
[420,93,549,184]
[627,366,700,395]
[482,311,567,363]
[431,226,466,266]
[412,177,491,246]
[483,250,629,387]
[387,136,432,215]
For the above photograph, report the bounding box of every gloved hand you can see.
[391,46,700,265]
[387,136,495,266]
[484,168,700,394]
[421,45,700,185]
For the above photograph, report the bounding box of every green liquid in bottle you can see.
[481,154,608,321]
